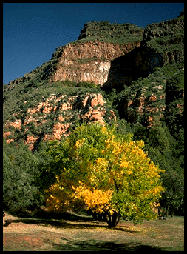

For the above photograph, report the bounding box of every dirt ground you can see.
[3,211,184,251]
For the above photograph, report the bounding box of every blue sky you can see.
[3,3,184,84]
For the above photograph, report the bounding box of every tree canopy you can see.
[44,123,164,226]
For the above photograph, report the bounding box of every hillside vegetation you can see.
[77,21,144,44]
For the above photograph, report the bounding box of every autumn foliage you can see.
[45,123,164,226]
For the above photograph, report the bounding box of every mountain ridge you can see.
[3,14,184,148]
[5,14,183,89]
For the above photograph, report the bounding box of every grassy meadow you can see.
[3,211,184,251]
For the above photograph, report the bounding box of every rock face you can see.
[8,20,143,87]
[51,40,140,85]
[123,88,166,128]
[50,20,143,85]
[7,40,141,87]
[143,14,184,43]
[103,15,184,90]
[7,16,183,90]
[103,47,163,89]
[4,93,116,150]
[142,14,184,64]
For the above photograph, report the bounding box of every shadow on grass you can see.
[3,211,98,229]
[3,216,108,231]
[3,213,142,234]
[3,209,142,233]
[3,211,146,234]
[51,238,163,251]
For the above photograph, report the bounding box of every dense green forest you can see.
[3,15,184,218]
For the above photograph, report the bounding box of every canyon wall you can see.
[7,15,183,90]
[51,40,140,85]
[8,20,143,87]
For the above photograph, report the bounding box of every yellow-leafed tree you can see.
[45,123,164,227]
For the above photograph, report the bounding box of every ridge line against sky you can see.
[3,3,184,84]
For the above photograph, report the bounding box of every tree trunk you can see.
[107,213,120,227]
[92,212,98,220]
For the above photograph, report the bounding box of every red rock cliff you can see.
[51,40,140,85]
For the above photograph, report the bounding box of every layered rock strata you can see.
[51,40,141,85]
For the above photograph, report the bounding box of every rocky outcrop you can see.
[78,21,144,42]
[51,40,141,85]
[8,20,143,88]
[7,40,141,87]
[143,15,184,43]
[123,89,166,128]
[102,13,184,98]
[4,92,116,150]
[7,15,183,90]
[103,46,163,90]
[142,14,184,64]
